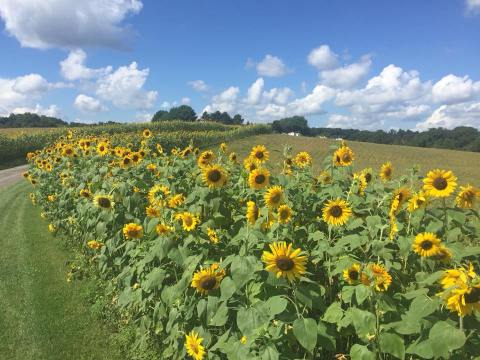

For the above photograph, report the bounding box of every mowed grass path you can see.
[0,181,122,360]
[229,134,480,184]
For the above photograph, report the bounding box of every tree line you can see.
[152,105,245,125]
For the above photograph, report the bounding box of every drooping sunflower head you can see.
[317,170,332,185]
[250,145,269,163]
[368,263,392,292]
[146,205,161,217]
[264,185,285,208]
[412,232,442,257]
[322,198,352,226]
[185,331,206,360]
[207,227,219,244]
[175,212,199,231]
[262,242,307,282]
[123,223,143,240]
[248,168,270,190]
[94,194,115,209]
[294,151,312,168]
[167,194,185,208]
[79,188,91,198]
[455,185,479,209]
[202,164,227,188]
[343,264,362,285]
[243,157,258,172]
[228,152,237,163]
[333,146,355,167]
[191,263,225,295]
[423,169,457,198]
[445,284,480,317]
[156,223,173,235]
[277,204,293,224]
[408,191,427,212]
[390,187,411,214]
[197,150,215,168]
[246,201,259,225]
[379,161,393,182]
[142,129,152,138]
[435,246,453,263]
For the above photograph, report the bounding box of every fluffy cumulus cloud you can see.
[432,74,480,104]
[320,56,372,89]
[246,78,264,105]
[256,55,289,77]
[188,80,210,92]
[0,0,143,49]
[74,94,107,112]
[307,45,339,70]
[416,102,480,130]
[60,49,112,81]
[203,86,240,113]
[8,104,61,117]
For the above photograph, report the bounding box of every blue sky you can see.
[0,0,479,130]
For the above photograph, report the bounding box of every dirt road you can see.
[0,165,28,188]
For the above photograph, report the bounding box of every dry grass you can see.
[228,134,480,185]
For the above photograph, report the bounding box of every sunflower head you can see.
[317,171,332,185]
[368,263,392,292]
[207,227,219,244]
[262,242,307,282]
[343,264,363,285]
[175,212,199,231]
[202,165,227,188]
[246,201,259,225]
[185,331,206,360]
[148,184,171,206]
[197,150,215,168]
[333,146,355,166]
[277,204,293,224]
[123,223,143,240]
[379,161,393,182]
[97,142,109,156]
[167,194,185,208]
[146,205,161,217]
[156,223,173,235]
[250,145,269,163]
[455,185,478,209]
[294,151,312,168]
[408,191,427,212]
[412,232,442,257]
[229,152,237,162]
[322,198,352,226]
[87,240,104,250]
[94,194,115,209]
[80,189,91,198]
[143,129,152,138]
[423,169,457,198]
[248,168,270,190]
[191,263,225,295]
[264,185,284,208]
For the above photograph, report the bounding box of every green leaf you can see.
[355,285,370,305]
[317,321,336,351]
[350,308,376,340]
[408,295,438,319]
[236,305,269,335]
[292,318,317,353]
[428,321,466,358]
[209,302,229,327]
[265,296,288,317]
[323,302,344,323]
[350,344,375,360]
[230,256,260,288]
[220,277,236,301]
[143,268,166,291]
[261,344,279,360]
[379,332,405,360]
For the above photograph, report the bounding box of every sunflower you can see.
[250,145,269,163]
[435,246,453,263]
[440,264,476,290]
[423,169,457,197]
[130,152,143,164]
[343,264,363,285]
[62,145,76,157]
[96,141,109,156]
[445,284,480,317]
[264,186,284,208]
[361,168,373,184]
[262,242,307,282]
[322,198,352,226]
[120,156,133,168]
[368,264,392,292]
[390,187,411,214]
[246,201,259,225]
[248,168,270,190]
[207,228,219,244]
[175,212,199,231]
[412,232,442,257]
[123,223,143,240]
[317,171,332,185]
[333,146,354,166]
[243,157,258,172]
[87,240,104,250]
[294,151,312,168]
[408,191,427,212]
[455,185,479,209]
[48,223,57,233]
[220,142,227,152]
[143,129,152,138]
[191,263,225,295]
[353,172,368,195]
[79,189,91,198]
[202,165,227,188]
[94,194,115,209]
[379,161,393,182]
[229,152,237,163]
[146,205,161,217]
[167,194,185,208]
[156,223,173,235]
[146,163,157,172]
[277,204,293,224]
[197,150,215,168]
[156,143,163,154]
[185,331,206,360]
[148,184,171,206]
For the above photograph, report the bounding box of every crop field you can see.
[0,127,60,138]
[19,126,480,360]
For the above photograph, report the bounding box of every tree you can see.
[151,105,197,122]
[271,116,309,135]
[151,110,169,122]
[200,111,244,125]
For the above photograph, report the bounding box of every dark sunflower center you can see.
[330,205,343,218]
[100,146,105,151]
[342,154,351,162]
[208,170,222,182]
[200,276,217,290]
[132,155,139,162]
[464,288,480,303]
[184,216,193,226]
[276,256,294,271]
[285,158,292,165]
[384,168,391,177]
[420,240,433,250]
[280,210,289,219]
[255,151,264,159]
[463,191,475,201]
[365,173,372,183]
[349,270,359,280]
[271,193,281,204]
[124,158,131,165]
[98,197,111,208]
[66,148,72,154]
[416,199,424,206]
[433,177,448,190]
[255,174,266,184]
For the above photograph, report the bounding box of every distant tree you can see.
[0,113,68,128]
[151,110,169,122]
[151,105,197,122]
[271,116,309,135]
[232,114,244,125]
[200,111,244,125]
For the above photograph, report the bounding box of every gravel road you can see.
[0,165,28,188]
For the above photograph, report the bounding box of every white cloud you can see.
[256,55,289,77]
[188,80,210,92]
[135,112,153,122]
[308,45,339,70]
[466,0,480,13]
[161,101,171,109]
[320,55,372,89]
[7,104,61,117]
[432,74,480,104]
[180,97,191,105]
[0,0,143,49]
[416,101,480,130]
[203,86,239,113]
[60,49,112,81]
[262,87,294,105]
[246,78,264,105]
[96,62,157,109]
[74,94,107,112]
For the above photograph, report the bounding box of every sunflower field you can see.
[25,128,480,360]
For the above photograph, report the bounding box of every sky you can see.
[0,0,479,130]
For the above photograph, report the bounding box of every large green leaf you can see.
[292,318,317,353]
[350,344,375,360]
[379,332,405,360]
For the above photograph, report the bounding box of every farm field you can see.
[0,127,60,137]
[229,134,480,185]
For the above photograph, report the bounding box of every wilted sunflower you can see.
[250,145,269,163]
[185,331,206,360]
[123,223,143,240]
[322,198,352,226]
[368,263,392,292]
[343,264,364,285]
[79,188,91,198]
[156,223,173,235]
[264,186,284,208]
[167,194,185,208]
[333,146,354,166]
[246,201,259,225]
[412,232,442,257]
[262,242,307,282]
[248,168,270,190]
[277,204,293,224]
[202,164,227,188]
[423,169,457,197]
[207,228,219,244]
[94,194,115,209]
[294,151,312,168]
[379,161,393,182]
[142,129,152,138]
[96,141,109,156]
[243,157,258,172]
[455,185,478,209]
[197,150,215,168]
[408,191,427,212]
[148,184,171,206]
[191,263,225,295]
[175,212,199,231]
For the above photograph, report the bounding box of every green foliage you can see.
[271,116,309,135]
[152,105,197,122]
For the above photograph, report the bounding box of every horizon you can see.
[0,0,479,131]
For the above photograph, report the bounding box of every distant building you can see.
[287,132,300,136]
[335,137,343,141]
[318,136,327,139]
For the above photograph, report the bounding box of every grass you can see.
[228,134,480,184]
[0,181,126,360]
[0,128,60,138]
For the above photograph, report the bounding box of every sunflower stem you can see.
[459,316,464,332]
[442,198,448,235]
